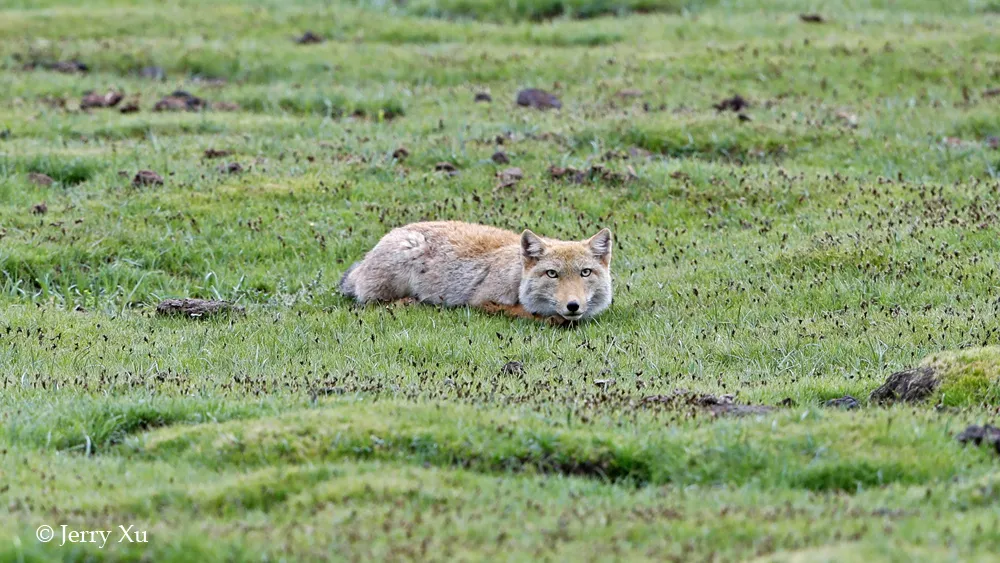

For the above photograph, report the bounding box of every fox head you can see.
[519,228,613,322]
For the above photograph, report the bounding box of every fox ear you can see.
[588,228,612,265]
[521,230,545,260]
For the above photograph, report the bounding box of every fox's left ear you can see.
[588,228,612,265]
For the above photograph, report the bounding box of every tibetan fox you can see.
[339,221,612,325]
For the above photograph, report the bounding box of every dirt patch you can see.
[27,173,54,186]
[869,366,939,403]
[474,92,492,103]
[80,90,123,110]
[31,202,47,215]
[218,162,243,174]
[154,90,207,112]
[517,88,562,110]
[434,161,458,174]
[642,390,774,417]
[713,94,750,113]
[956,425,1000,455]
[295,31,324,44]
[203,148,232,159]
[119,100,140,114]
[799,13,825,23]
[155,298,245,319]
[823,396,860,409]
[132,170,164,187]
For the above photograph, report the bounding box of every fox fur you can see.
[339,221,613,324]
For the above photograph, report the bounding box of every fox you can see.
[339,221,613,325]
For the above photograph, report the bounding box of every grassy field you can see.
[3,0,1000,560]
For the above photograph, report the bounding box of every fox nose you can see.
[566,301,580,313]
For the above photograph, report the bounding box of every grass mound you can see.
[362,0,713,22]
[124,401,985,492]
[921,347,1000,407]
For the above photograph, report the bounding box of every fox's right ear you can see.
[521,230,545,260]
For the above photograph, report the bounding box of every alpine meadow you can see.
[4,0,1000,561]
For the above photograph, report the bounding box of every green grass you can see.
[3,0,1000,561]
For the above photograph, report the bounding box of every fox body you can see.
[339,221,613,324]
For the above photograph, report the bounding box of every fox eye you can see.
[581,268,592,277]
[545,270,559,278]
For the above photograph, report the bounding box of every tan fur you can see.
[340,221,613,324]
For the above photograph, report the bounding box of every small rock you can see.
[549,165,587,184]
[392,147,410,161]
[31,202,47,215]
[491,151,510,164]
[295,31,324,44]
[594,378,616,388]
[869,366,939,404]
[499,361,524,376]
[203,148,232,159]
[434,161,457,173]
[80,90,123,109]
[516,88,562,110]
[154,90,206,112]
[498,167,523,182]
[956,424,1000,455]
[119,100,140,114]
[474,92,492,103]
[139,66,166,80]
[132,170,164,187]
[218,162,243,174]
[823,395,860,410]
[713,94,750,113]
[27,173,54,186]
[799,13,825,23]
[155,298,245,319]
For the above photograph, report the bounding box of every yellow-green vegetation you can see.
[922,346,1000,406]
[3,0,1000,560]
